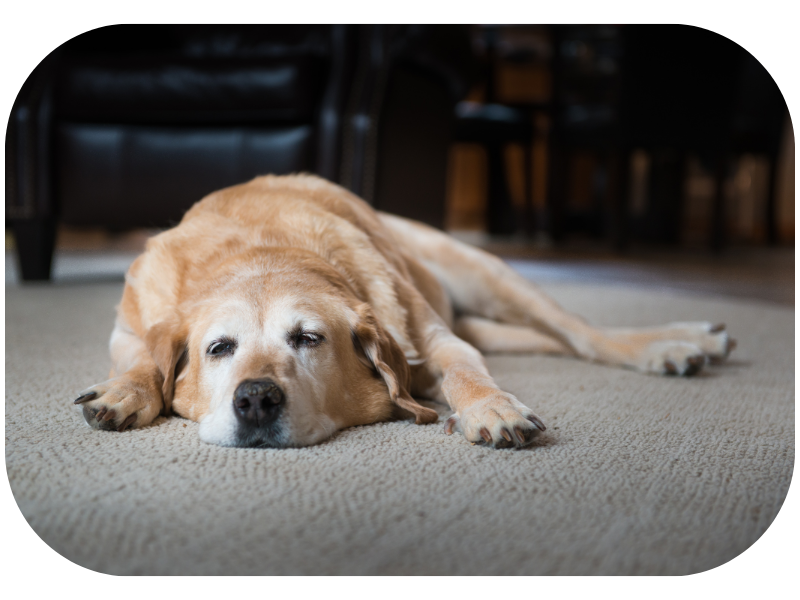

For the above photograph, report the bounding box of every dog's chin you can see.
[198,402,339,448]
[198,414,288,448]
[197,409,322,448]
[232,422,289,448]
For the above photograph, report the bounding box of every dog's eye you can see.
[207,339,236,357]
[289,331,324,349]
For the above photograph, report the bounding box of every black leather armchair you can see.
[7,25,477,280]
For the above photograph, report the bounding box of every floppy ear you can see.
[350,303,438,425]
[143,316,187,416]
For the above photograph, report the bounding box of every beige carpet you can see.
[5,279,794,575]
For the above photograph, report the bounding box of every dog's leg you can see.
[403,293,545,449]
[453,316,571,355]
[73,320,165,431]
[383,214,734,376]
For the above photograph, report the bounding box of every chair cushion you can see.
[55,56,325,124]
[57,123,314,228]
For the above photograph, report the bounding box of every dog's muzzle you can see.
[233,378,285,434]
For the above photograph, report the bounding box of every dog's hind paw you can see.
[702,323,737,364]
[638,341,708,376]
[73,375,162,432]
[665,321,736,364]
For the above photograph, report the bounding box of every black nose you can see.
[233,379,285,427]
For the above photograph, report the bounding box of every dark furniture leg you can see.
[485,142,518,235]
[610,149,631,252]
[12,218,56,281]
[546,143,567,242]
[764,157,778,245]
[523,142,535,237]
[372,66,454,229]
[710,154,727,253]
[646,150,684,244]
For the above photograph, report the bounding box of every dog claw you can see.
[500,428,512,443]
[710,323,726,333]
[95,407,108,422]
[74,391,97,404]
[710,337,737,365]
[684,355,706,377]
[513,426,528,445]
[444,415,458,435]
[527,415,546,431]
[664,360,678,375]
[102,409,117,422]
[117,414,137,432]
[479,428,492,443]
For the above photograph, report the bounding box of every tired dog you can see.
[74,174,735,449]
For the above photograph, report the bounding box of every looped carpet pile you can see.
[5,280,794,575]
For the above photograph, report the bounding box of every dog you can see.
[74,174,736,449]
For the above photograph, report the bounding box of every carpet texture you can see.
[5,280,794,575]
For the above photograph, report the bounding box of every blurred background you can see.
[5,24,794,303]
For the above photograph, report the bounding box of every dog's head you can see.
[155,250,437,447]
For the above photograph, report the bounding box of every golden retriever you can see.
[74,174,735,449]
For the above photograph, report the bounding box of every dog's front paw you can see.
[444,393,546,449]
[73,374,162,432]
